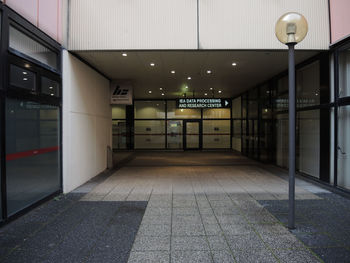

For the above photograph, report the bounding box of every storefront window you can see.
[112,105,126,119]
[232,97,241,118]
[276,114,289,168]
[10,64,36,92]
[167,120,183,149]
[203,108,230,119]
[337,105,350,189]
[232,120,241,152]
[6,99,60,216]
[296,61,320,107]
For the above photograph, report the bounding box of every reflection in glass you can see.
[112,120,127,149]
[41,76,60,97]
[276,114,289,168]
[6,99,60,216]
[10,64,36,91]
[134,101,165,119]
[338,106,350,189]
[9,26,58,69]
[167,101,200,119]
[296,61,320,107]
[338,49,350,98]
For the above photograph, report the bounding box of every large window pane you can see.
[296,61,320,107]
[232,97,241,118]
[297,110,320,178]
[41,76,60,97]
[6,99,60,216]
[339,49,350,98]
[203,120,230,149]
[9,26,58,70]
[167,101,200,119]
[276,114,289,168]
[338,105,350,189]
[134,101,165,119]
[112,105,126,119]
[232,120,241,152]
[10,64,36,91]
[134,120,165,149]
[167,120,183,149]
[112,120,127,149]
[203,108,230,119]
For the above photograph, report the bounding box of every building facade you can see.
[0,0,349,223]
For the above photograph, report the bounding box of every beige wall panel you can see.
[199,0,330,50]
[62,50,112,193]
[69,0,197,50]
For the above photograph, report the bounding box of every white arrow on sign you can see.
[225,100,229,106]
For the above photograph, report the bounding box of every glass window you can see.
[167,101,200,119]
[9,26,58,70]
[134,101,165,119]
[134,120,165,149]
[41,76,60,97]
[296,61,320,107]
[203,120,230,149]
[167,120,183,149]
[337,105,350,189]
[297,110,320,178]
[232,97,241,118]
[339,48,350,98]
[112,120,127,150]
[232,120,241,152]
[203,108,230,119]
[10,64,36,91]
[6,99,60,216]
[112,105,126,119]
[276,114,289,168]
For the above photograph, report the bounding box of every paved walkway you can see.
[1,151,350,262]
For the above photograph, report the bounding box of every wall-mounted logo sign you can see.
[176,98,231,109]
[110,82,133,105]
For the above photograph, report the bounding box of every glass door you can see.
[184,120,201,150]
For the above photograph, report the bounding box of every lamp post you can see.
[275,13,308,229]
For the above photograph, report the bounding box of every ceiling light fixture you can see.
[232,62,237,66]
[150,63,155,67]
[187,77,191,80]
[161,93,165,96]
[206,70,212,74]
[210,87,213,90]
[23,78,28,81]
[185,86,188,89]
[122,53,127,57]
[50,93,54,96]
[218,90,222,94]
[171,70,175,74]
[148,90,152,94]
[23,71,28,75]
[49,86,53,90]
[160,87,163,90]
[204,93,208,96]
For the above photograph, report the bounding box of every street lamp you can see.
[275,12,308,229]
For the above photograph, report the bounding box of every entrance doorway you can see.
[183,120,202,150]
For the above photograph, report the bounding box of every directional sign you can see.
[176,98,231,109]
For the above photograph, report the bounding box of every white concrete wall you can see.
[68,0,329,51]
[62,50,112,193]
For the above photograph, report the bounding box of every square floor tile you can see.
[127,251,170,263]
[171,250,212,263]
[171,236,209,251]
[132,236,170,251]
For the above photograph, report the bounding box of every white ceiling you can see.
[76,50,318,99]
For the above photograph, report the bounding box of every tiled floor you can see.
[1,151,349,262]
[82,152,326,262]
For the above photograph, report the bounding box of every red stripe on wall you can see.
[6,146,60,161]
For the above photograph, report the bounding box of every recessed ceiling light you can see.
[204,93,208,96]
[187,77,191,80]
[210,87,213,90]
[122,53,127,57]
[49,86,53,90]
[180,109,184,112]
[218,90,222,93]
[206,70,212,74]
[171,70,175,74]
[232,62,237,66]
[50,93,54,96]
[23,71,27,75]
[23,78,28,81]
[161,93,165,96]
[160,87,163,90]
[148,90,152,94]
[24,64,30,68]
[185,86,188,89]
[150,63,155,67]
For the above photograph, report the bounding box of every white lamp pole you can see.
[275,13,308,229]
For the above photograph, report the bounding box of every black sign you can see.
[176,98,231,109]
